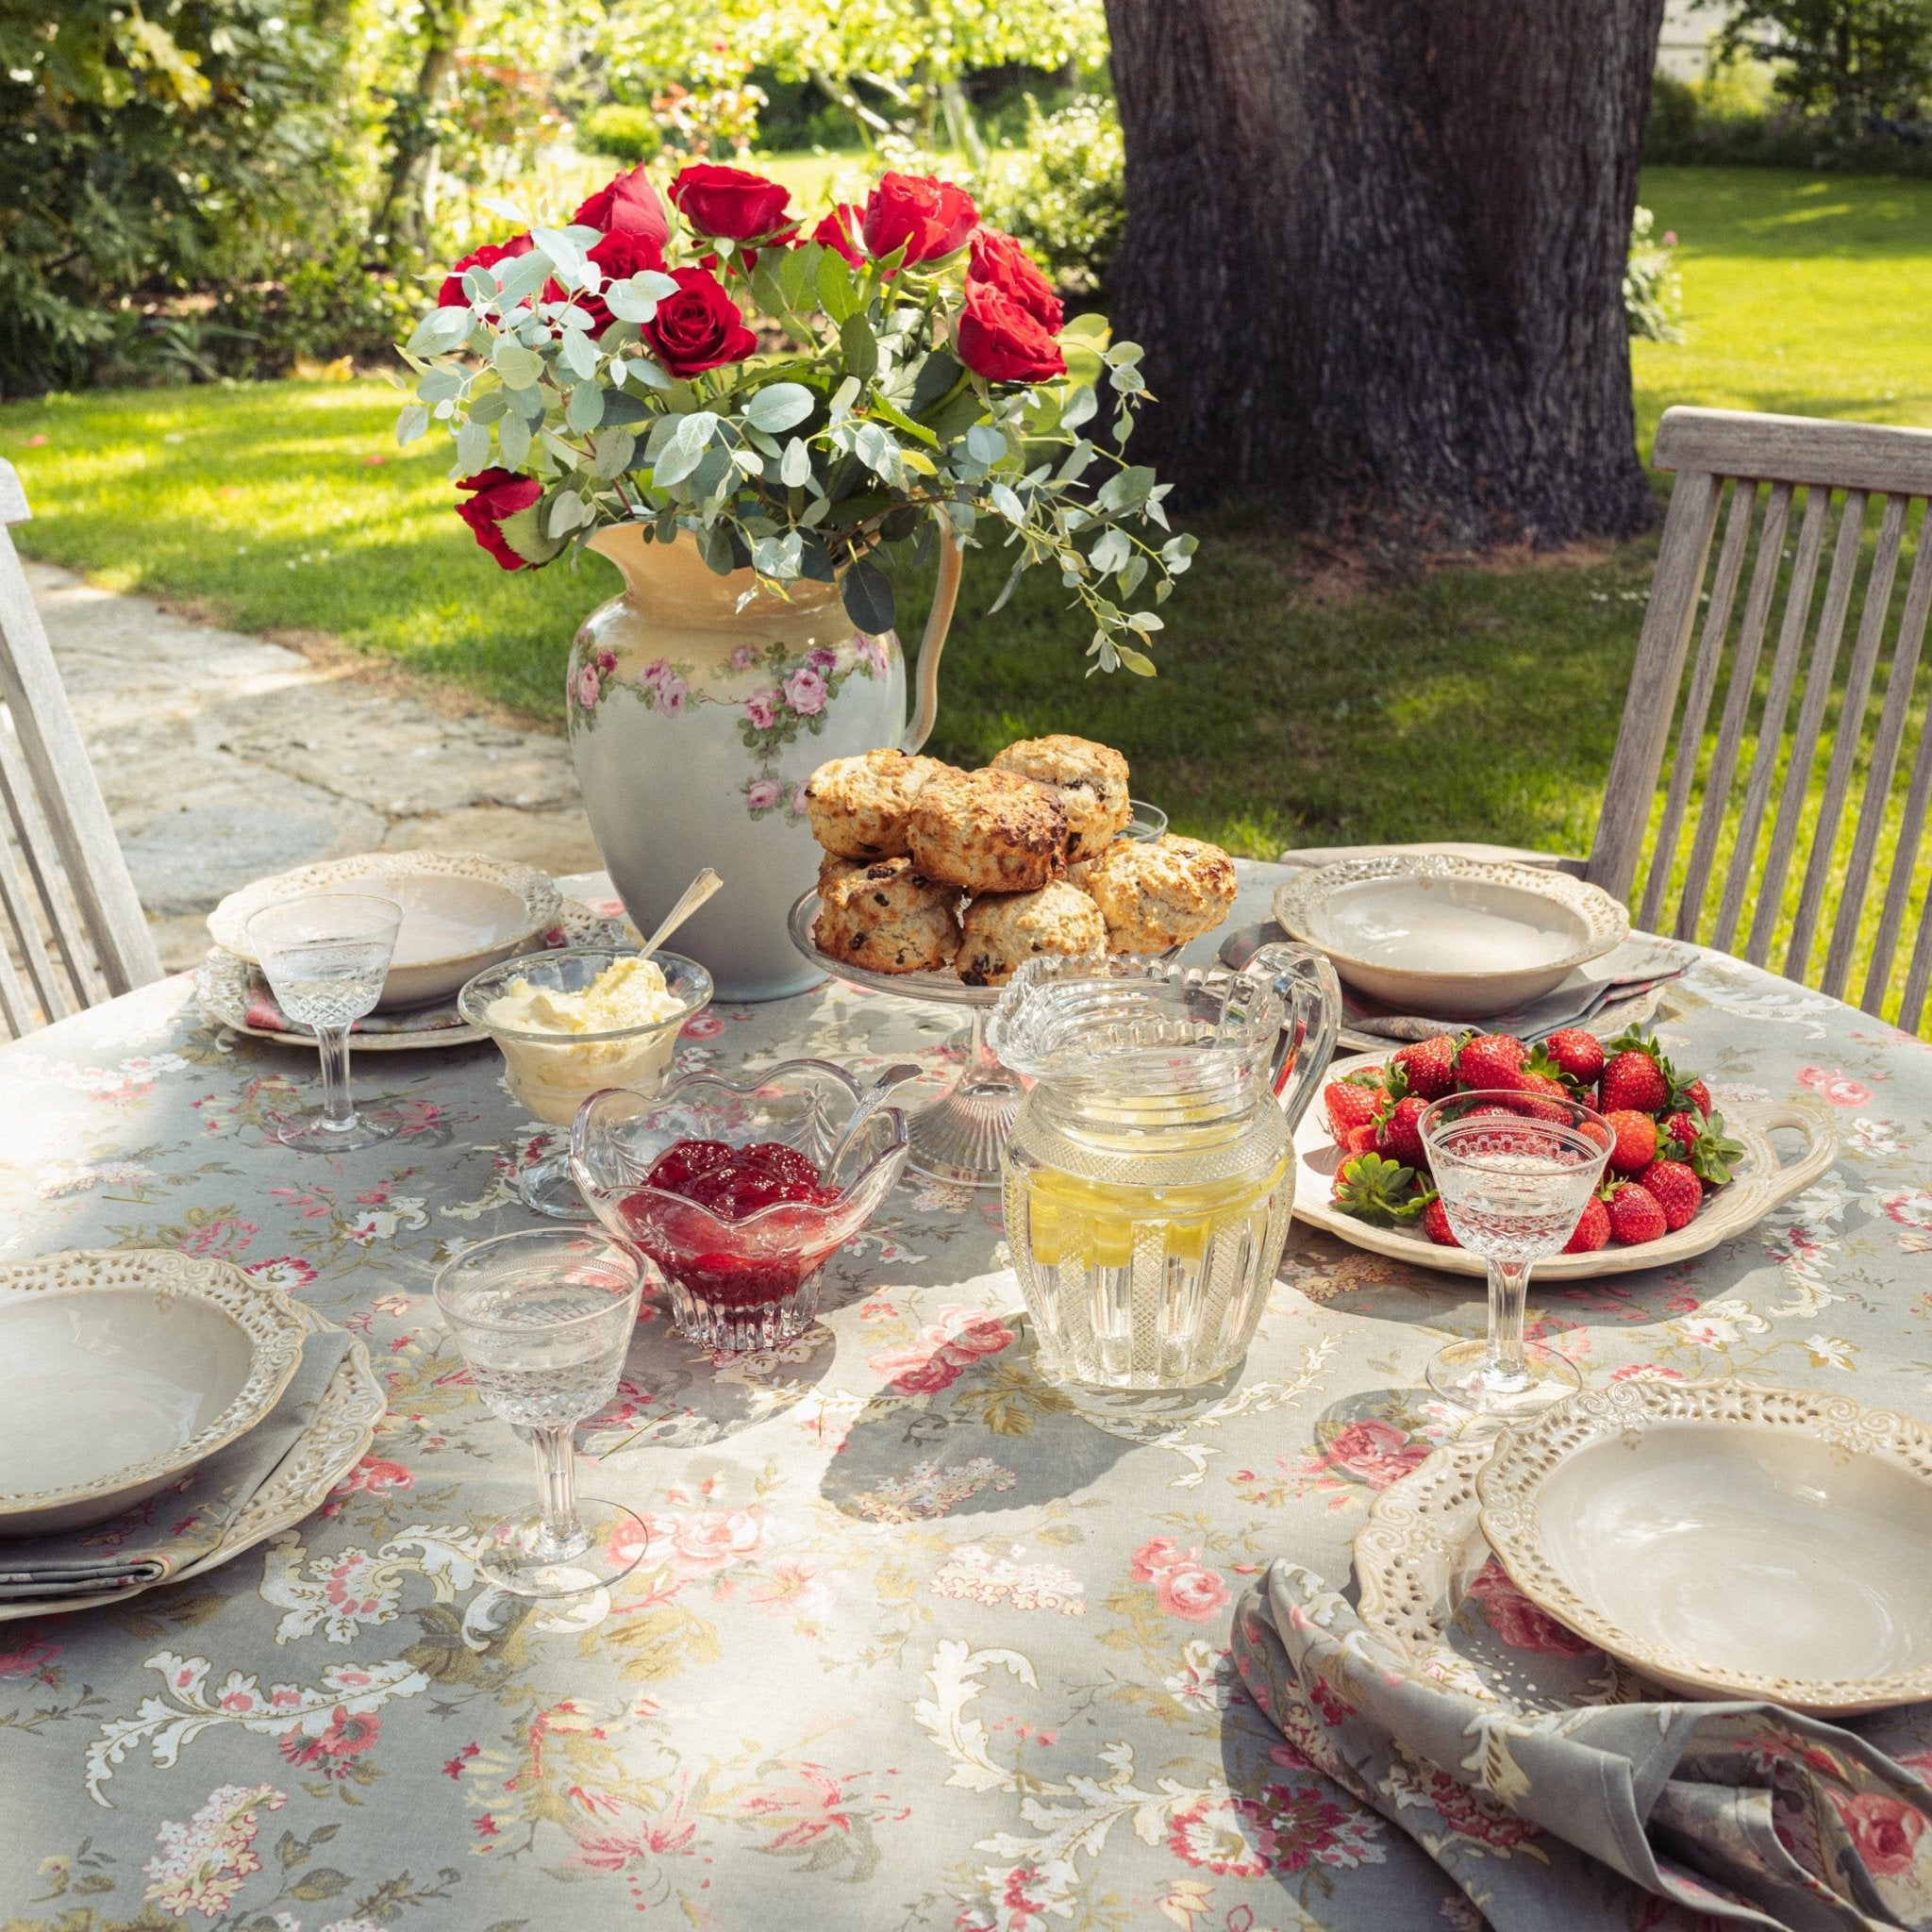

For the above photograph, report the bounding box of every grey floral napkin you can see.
[0,1329,354,1599]
[1232,1561,1932,1930]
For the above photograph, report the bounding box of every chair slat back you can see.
[0,461,160,1037]
[1588,408,1932,1032]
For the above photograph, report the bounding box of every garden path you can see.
[25,560,600,971]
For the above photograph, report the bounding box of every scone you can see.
[991,735,1131,859]
[1081,835,1239,953]
[907,768,1068,893]
[813,857,959,974]
[957,882,1107,987]
[805,748,953,860]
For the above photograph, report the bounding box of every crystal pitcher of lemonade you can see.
[987,946,1341,1389]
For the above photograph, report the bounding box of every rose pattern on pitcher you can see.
[568,629,884,824]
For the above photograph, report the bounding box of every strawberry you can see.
[1541,1026,1606,1087]
[1324,1074,1387,1141]
[1513,1069,1574,1121]
[1422,1196,1460,1246]
[1374,1095,1432,1168]
[1343,1122,1381,1156]
[1678,1076,1712,1118]
[1640,1159,1703,1231]
[1562,1194,1611,1253]
[1599,1049,1668,1115]
[1332,1154,1428,1224]
[1604,1108,1657,1174]
[1605,1179,1668,1245]
[1663,1108,1743,1187]
[1393,1034,1459,1102]
[1456,1032,1528,1092]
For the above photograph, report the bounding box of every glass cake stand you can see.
[784,801,1169,1191]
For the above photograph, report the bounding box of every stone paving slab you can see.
[25,561,601,970]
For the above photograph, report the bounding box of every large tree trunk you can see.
[1104,0,1666,550]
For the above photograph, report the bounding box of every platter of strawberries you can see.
[1291,1024,1839,1280]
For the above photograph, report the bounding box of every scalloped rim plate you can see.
[0,1299,384,1622]
[1274,855,1630,1017]
[1291,1050,1839,1280]
[1475,1379,1932,1713]
[0,1250,309,1535]
[193,901,636,1050]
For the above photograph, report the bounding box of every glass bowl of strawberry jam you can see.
[569,1059,910,1353]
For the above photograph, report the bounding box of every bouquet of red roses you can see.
[397,160,1191,668]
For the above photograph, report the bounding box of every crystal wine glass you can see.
[1419,1090,1610,1421]
[246,891,403,1153]
[433,1228,646,1597]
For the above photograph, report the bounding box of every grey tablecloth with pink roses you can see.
[3,861,1932,1932]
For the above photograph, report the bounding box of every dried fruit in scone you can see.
[1083,834,1238,953]
[906,767,1068,894]
[990,735,1131,859]
[957,881,1107,987]
[812,857,959,974]
[804,748,954,860]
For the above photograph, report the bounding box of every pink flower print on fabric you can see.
[1796,1065,1874,1108]
[142,1784,287,1920]
[1130,1536,1230,1623]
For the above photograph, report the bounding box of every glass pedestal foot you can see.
[478,1496,646,1598]
[907,1009,1021,1190]
[518,1148,591,1220]
[1426,1338,1580,1421]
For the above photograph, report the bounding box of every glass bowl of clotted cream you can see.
[458,948,714,1127]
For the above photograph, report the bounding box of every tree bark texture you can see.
[1105,0,1666,550]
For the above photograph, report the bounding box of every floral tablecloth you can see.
[2,861,1929,1932]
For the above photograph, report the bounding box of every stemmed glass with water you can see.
[246,891,403,1153]
[1420,1090,1610,1421]
[434,1228,647,1598]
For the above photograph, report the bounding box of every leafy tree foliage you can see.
[1719,0,1932,123]
[0,0,346,393]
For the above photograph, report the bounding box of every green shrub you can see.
[1625,207,1685,342]
[1719,0,1932,123]
[579,103,663,164]
[975,94,1127,293]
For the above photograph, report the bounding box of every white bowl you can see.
[208,853,562,1009]
[0,1251,309,1538]
[1477,1379,1932,1713]
[1274,855,1629,1017]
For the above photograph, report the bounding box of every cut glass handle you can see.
[1244,942,1342,1131]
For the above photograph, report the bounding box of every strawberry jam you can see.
[626,1139,844,1309]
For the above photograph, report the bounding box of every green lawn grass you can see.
[5,164,1932,1017]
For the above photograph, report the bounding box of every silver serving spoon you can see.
[638,868,723,957]
[820,1062,922,1185]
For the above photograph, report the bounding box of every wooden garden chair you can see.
[0,459,162,1036]
[1590,407,1932,1033]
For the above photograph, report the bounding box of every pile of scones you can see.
[805,734,1238,986]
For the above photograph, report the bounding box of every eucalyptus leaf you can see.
[1060,384,1098,431]
[651,410,718,488]
[546,491,591,539]
[988,560,1025,615]
[839,313,878,381]
[455,420,491,476]
[841,559,896,636]
[531,225,585,280]
[497,410,531,468]
[405,306,472,357]
[965,423,1007,466]
[416,368,461,406]
[495,251,554,308]
[605,276,664,325]
[991,482,1026,525]
[1116,642,1158,675]
[796,532,836,580]
[625,356,675,391]
[696,523,736,575]
[492,340,543,390]
[690,445,733,501]
[743,382,815,434]
[598,390,650,426]
[565,383,605,433]
[1061,311,1111,345]
[591,426,637,478]
[1118,554,1149,598]
[394,404,429,446]
[558,329,599,381]
[910,350,963,414]
[1089,528,1130,575]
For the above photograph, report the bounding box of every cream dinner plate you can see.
[1274,855,1629,1017]
[0,1298,385,1623]
[1291,1050,1838,1281]
[208,852,565,1010]
[0,1251,308,1538]
[1474,1380,1932,1714]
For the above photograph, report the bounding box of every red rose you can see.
[670,162,793,242]
[813,203,864,267]
[437,233,533,308]
[573,163,671,248]
[968,227,1063,331]
[955,277,1066,384]
[640,265,758,378]
[860,171,977,265]
[552,226,667,332]
[454,469,541,571]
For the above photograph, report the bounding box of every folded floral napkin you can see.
[0,1330,354,1600]
[1232,1561,1932,1930]
[242,982,472,1036]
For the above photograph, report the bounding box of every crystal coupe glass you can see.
[246,891,403,1152]
[1420,1091,1610,1421]
[433,1228,646,1597]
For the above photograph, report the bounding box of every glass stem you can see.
[315,1024,356,1129]
[530,1424,584,1557]
[1486,1259,1532,1382]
